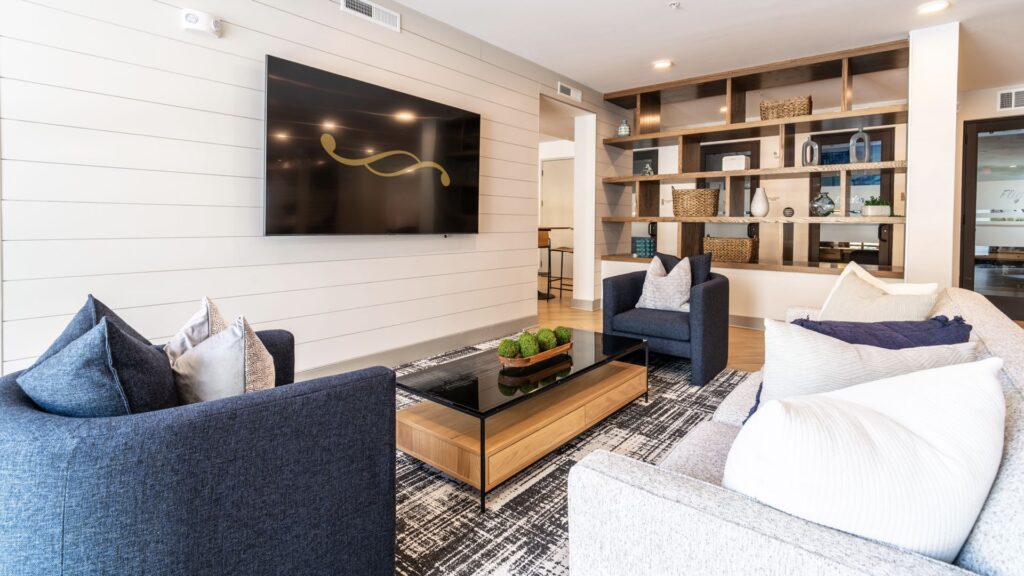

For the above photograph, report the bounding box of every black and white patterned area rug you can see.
[394,339,748,576]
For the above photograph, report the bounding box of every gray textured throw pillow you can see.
[762,319,979,403]
[636,256,692,312]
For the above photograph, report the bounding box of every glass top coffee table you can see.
[396,330,647,511]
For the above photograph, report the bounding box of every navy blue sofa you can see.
[603,253,730,385]
[0,330,397,576]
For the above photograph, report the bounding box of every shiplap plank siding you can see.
[0,0,628,374]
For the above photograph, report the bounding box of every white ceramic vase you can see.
[751,187,769,217]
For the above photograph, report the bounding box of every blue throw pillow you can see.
[17,318,177,417]
[29,294,150,370]
[791,315,972,349]
[656,252,712,286]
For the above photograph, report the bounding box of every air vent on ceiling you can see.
[996,87,1024,111]
[557,81,582,102]
[342,0,400,32]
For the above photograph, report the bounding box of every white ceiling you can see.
[395,0,1024,94]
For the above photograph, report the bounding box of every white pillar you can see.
[905,21,960,286]
[572,114,597,307]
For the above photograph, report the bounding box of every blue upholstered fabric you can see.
[31,295,149,370]
[656,252,713,286]
[0,330,396,575]
[604,270,729,385]
[614,308,691,341]
[791,315,972,349]
[17,318,176,417]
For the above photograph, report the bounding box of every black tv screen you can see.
[264,56,480,235]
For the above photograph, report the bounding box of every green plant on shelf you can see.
[863,196,890,206]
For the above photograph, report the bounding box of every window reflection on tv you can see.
[265,56,480,235]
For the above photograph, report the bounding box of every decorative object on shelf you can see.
[801,139,821,166]
[703,236,758,263]
[750,187,770,217]
[861,195,892,217]
[810,191,836,217]
[722,155,751,171]
[631,236,655,258]
[783,207,795,217]
[672,187,720,217]
[617,120,631,137]
[640,161,655,176]
[849,128,871,163]
[759,95,812,120]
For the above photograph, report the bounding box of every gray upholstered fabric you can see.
[569,451,971,576]
[29,295,150,370]
[658,421,739,485]
[613,308,691,341]
[713,369,762,426]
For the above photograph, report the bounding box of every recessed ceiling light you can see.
[917,0,950,14]
[653,59,673,70]
[394,111,416,122]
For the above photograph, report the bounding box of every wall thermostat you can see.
[181,8,223,37]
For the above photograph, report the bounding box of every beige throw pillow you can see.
[762,319,979,403]
[818,265,937,321]
[636,256,691,313]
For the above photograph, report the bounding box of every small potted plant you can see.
[860,196,891,217]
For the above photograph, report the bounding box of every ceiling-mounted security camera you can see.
[181,8,223,37]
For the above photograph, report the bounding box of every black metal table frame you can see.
[399,341,648,512]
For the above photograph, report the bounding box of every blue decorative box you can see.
[631,237,655,258]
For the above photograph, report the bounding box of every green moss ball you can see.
[518,332,540,357]
[497,339,520,358]
[537,328,558,351]
[554,326,572,345]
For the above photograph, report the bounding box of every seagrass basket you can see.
[672,188,719,217]
[703,236,758,263]
[759,95,812,120]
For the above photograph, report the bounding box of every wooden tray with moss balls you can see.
[497,326,573,368]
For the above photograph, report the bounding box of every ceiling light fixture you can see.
[394,110,416,122]
[653,59,673,70]
[917,0,950,14]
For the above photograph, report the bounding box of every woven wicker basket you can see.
[703,236,758,263]
[672,188,719,217]
[759,96,812,120]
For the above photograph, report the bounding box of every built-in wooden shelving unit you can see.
[600,39,911,277]
[600,254,905,279]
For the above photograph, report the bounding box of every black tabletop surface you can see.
[396,330,645,417]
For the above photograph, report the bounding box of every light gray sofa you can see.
[569,288,1024,575]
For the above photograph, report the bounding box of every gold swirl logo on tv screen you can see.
[320,134,451,187]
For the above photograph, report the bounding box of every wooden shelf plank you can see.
[603,105,908,149]
[603,161,906,185]
[601,254,905,279]
[601,215,905,224]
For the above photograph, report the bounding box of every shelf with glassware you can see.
[603,40,909,277]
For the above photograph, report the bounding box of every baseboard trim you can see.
[571,298,601,311]
[729,315,764,330]
[296,314,537,381]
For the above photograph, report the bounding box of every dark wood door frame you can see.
[960,115,1024,319]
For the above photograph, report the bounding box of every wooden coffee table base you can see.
[396,361,647,510]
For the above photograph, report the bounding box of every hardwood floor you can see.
[535,282,765,373]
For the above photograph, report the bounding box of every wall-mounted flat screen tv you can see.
[265,56,480,235]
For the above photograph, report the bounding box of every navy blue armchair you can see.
[0,330,396,576]
[603,254,730,385]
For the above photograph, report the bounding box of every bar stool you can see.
[537,230,554,300]
[550,246,574,298]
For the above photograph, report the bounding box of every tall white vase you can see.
[751,187,769,217]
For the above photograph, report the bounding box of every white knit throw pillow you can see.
[636,256,691,313]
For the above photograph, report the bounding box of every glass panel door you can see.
[961,117,1024,319]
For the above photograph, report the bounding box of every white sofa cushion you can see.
[761,319,979,404]
[819,262,938,321]
[723,358,1006,562]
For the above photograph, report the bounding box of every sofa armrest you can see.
[689,273,730,385]
[58,367,396,575]
[785,306,821,323]
[569,450,970,576]
[602,271,646,331]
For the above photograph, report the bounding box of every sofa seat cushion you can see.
[613,308,690,341]
[712,370,762,426]
[659,421,740,485]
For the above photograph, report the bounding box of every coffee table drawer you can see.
[584,370,646,426]
[488,406,586,488]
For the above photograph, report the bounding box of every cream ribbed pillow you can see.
[724,358,1006,562]
[819,262,938,321]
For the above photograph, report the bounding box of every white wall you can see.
[0,0,627,375]
[905,21,960,287]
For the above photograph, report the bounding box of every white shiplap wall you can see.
[0,0,629,375]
